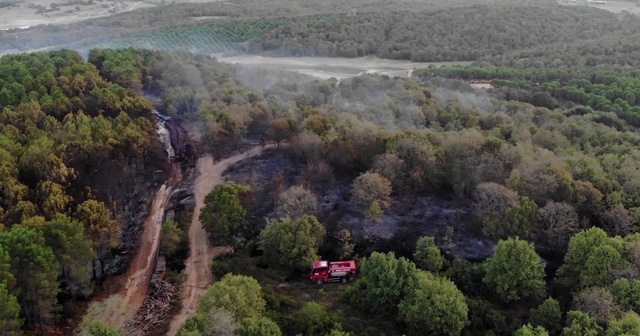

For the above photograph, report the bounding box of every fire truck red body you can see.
[309,260,357,284]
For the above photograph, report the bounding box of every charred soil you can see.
[225,150,495,263]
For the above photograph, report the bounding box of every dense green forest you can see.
[478,32,640,69]
[66,48,640,336]
[0,0,538,53]
[6,0,630,69]
[244,4,640,60]
[0,50,164,334]
[417,66,640,125]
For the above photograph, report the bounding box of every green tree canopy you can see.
[180,309,238,336]
[258,215,326,270]
[347,252,418,316]
[398,270,468,336]
[199,183,252,245]
[562,310,604,336]
[0,244,14,290]
[198,274,265,321]
[606,311,640,336]
[610,278,640,313]
[529,297,562,335]
[294,302,342,336]
[514,324,549,336]
[238,317,282,336]
[0,281,22,336]
[327,330,354,336]
[0,225,60,329]
[483,196,538,239]
[335,229,355,260]
[39,214,95,298]
[581,245,627,289]
[88,320,121,336]
[160,220,184,256]
[557,227,627,290]
[483,238,546,302]
[413,236,444,272]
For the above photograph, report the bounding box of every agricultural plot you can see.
[95,17,335,54]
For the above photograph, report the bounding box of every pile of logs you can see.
[126,279,176,335]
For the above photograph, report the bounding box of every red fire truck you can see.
[309,260,357,285]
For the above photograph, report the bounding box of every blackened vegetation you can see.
[166,120,192,162]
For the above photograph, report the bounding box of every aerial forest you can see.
[4,0,640,335]
[0,50,164,334]
[83,46,640,335]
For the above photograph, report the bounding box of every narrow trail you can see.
[166,145,266,336]
[103,163,182,329]
[128,2,141,11]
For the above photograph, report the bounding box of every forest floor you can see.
[166,145,269,336]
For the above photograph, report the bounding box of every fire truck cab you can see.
[310,260,357,285]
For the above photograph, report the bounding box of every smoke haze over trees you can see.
[6,0,640,333]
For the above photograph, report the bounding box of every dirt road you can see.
[166,146,266,336]
[102,163,181,330]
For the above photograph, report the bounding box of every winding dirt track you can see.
[166,146,265,336]
[104,163,182,329]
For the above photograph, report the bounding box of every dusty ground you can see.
[470,83,493,89]
[558,0,640,14]
[216,54,472,80]
[100,162,181,331]
[0,0,155,30]
[166,145,267,336]
[0,0,230,30]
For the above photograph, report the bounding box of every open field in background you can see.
[0,0,552,53]
[0,0,489,31]
[0,0,244,30]
[94,16,336,54]
[214,54,472,80]
[559,0,640,14]
[0,0,157,30]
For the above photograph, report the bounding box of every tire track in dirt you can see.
[102,163,181,330]
[166,146,266,336]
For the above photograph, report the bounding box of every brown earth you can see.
[100,162,182,330]
[166,145,267,336]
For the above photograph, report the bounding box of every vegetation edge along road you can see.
[167,145,269,336]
